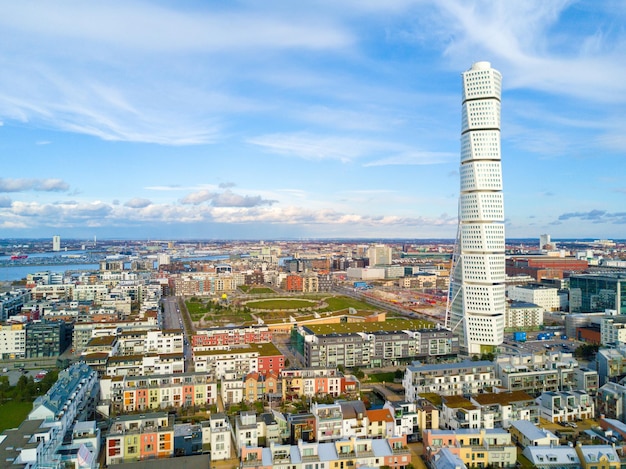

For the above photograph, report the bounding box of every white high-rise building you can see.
[367,244,392,266]
[52,235,61,251]
[539,234,551,250]
[448,61,505,355]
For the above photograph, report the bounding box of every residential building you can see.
[403,360,501,401]
[495,351,585,395]
[192,324,272,347]
[0,322,26,359]
[240,435,411,469]
[522,445,620,469]
[174,423,203,457]
[207,413,233,460]
[597,382,626,422]
[25,320,70,358]
[601,316,626,345]
[508,420,558,448]
[235,411,258,454]
[423,428,516,468]
[0,288,30,321]
[101,371,217,414]
[193,343,284,379]
[29,362,99,431]
[448,61,506,356]
[537,390,594,423]
[106,412,174,465]
[366,408,396,439]
[505,300,544,329]
[596,346,626,386]
[280,368,345,401]
[471,390,538,427]
[298,322,458,369]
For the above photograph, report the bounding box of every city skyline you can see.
[1,1,625,240]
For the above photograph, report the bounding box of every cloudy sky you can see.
[1,0,625,240]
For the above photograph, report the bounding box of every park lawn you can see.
[320,296,380,312]
[246,299,317,310]
[0,401,32,433]
[248,287,275,294]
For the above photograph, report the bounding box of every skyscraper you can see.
[447,62,505,356]
[52,235,61,252]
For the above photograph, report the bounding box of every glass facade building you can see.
[569,273,626,314]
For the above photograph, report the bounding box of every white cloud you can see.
[0,178,69,192]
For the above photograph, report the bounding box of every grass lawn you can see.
[246,299,317,310]
[0,401,32,433]
[319,296,380,312]
[248,287,275,294]
[366,372,396,383]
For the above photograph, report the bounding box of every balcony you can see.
[392,447,410,455]
[241,460,260,468]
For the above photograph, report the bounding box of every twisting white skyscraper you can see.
[447,61,505,356]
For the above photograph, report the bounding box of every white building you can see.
[537,390,594,423]
[52,235,61,251]
[601,316,626,345]
[0,323,26,359]
[403,360,501,401]
[367,244,392,266]
[508,284,559,312]
[448,61,506,355]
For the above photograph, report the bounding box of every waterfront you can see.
[0,263,100,282]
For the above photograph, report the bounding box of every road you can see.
[162,296,194,372]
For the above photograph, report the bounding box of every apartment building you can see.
[403,360,501,401]
[423,428,516,468]
[206,413,233,461]
[523,444,620,469]
[0,288,30,321]
[601,316,626,345]
[280,368,346,401]
[29,363,99,431]
[240,435,411,469]
[505,300,544,329]
[105,352,185,376]
[495,351,588,395]
[193,343,284,379]
[597,382,626,422]
[192,324,272,347]
[596,346,626,386]
[537,390,594,422]
[0,322,26,359]
[101,371,217,414]
[383,400,439,439]
[471,390,538,428]
[105,412,174,465]
[299,322,458,369]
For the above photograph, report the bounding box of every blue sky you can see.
[0,0,625,240]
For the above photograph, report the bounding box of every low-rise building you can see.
[106,412,174,465]
[423,428,516,469]
[101,371,217,414]
[508,420,558,448]
[537,390,594,423]
[403,360,500,401]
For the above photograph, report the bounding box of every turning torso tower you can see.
[448,61,506,356]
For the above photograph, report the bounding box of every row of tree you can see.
[0,370,59,403]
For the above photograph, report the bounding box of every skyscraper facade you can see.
[448,62,505,356]
[52,235,61,252]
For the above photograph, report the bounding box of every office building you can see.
[569,273,626,314]
[539,234,552,250]
[367,244,392,266]
[448,61,506,355]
